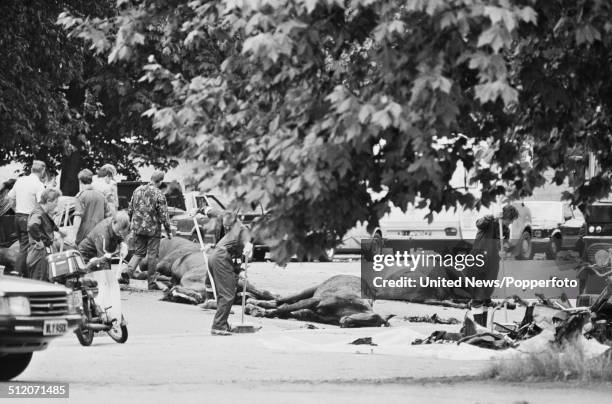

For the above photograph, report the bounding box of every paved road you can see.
[3,261,609,403]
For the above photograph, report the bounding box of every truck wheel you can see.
[546,237,561,260]
[0,352,33,381]
[515,231,534,260]
[318,248,335,262]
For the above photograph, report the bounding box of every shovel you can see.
[497,211,510,325]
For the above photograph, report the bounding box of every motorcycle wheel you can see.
[107,316,128,343]
[76,295,95,346]
[76,327,94,346]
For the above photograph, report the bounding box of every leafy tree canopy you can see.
[0,0,177,185]
[59,0,612,262]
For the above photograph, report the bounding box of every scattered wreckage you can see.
[411,280,612,351]
[150,237,612,339]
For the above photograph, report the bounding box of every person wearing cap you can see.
[78,211,131,271]
[7,160,47,277]
[126,170,172,289]
[94,164,119,213]
[73,169,111,245]
[199,207,253,335]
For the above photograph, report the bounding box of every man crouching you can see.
[78,212,130,271]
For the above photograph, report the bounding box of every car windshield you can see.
[586,205,612,222]
[524,202,563,222]
[195,196,208,209]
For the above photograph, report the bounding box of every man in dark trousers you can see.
[73,169,111,245]
[7,160,46,276]
[126,171,172,290]
[468,204,519,326]
[200,206,252,336]
[26,188,65,281]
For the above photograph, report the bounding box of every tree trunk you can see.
[60,147,82,196]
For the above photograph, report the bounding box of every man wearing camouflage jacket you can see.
[126,171,172,289]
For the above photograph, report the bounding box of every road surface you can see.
[4,260,611,403]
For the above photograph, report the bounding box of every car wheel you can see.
[319,248,335,262]
[252,249,266,262]
[546,237,561,260]
[298,253,312,262]
[515,231,533,260]
[0,352,33,381]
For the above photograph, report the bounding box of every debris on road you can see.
[405,313,460,324]
[350,337,377,346]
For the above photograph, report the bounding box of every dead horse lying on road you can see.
[246,275,394,328]
[144,238,276,304]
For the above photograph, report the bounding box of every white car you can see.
[376,201,534,259]
[524,201,584,259]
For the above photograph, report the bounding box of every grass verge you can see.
[483,340,612,382]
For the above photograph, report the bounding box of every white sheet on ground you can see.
[258,327,610,361]
[258,327,509,361]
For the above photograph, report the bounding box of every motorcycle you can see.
[59,250,128,346]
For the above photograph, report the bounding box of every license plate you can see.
[401,230,431,236]
[43,320,67,336]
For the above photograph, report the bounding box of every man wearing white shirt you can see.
[7,160,46,277]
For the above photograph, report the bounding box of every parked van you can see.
[333,200,533,260]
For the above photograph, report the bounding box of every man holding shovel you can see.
[199,207,253,336]
[469,204,519,326]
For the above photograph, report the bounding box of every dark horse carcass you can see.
[245,275,393,328]
[146,238,275,304]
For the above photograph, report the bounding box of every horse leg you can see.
[246,299,277,309]
[238,278,276,300]
[267,297,320,317]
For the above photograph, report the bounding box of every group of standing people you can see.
[5,161,119,280]
[6,159,254,335]
[5,161,172,290]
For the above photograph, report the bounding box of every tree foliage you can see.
[0,0,177,188]
[59,0,612,262]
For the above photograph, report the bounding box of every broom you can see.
[231,254,258,333]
